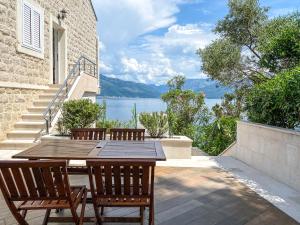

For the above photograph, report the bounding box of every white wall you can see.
[228,121,300,192]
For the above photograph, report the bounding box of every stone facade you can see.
[0,0,98,141]
[0,88,44,140]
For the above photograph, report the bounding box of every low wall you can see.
[147,135,193,159]
[228,121,300,192]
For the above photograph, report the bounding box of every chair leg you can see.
[42,209,51,225]
[7,202,29,225]
[149,204,154,225]
[79,189,87,225]
[100,206,104,216]
[140,207,145,225]
[93,202,102,225]
[70,205,80,225]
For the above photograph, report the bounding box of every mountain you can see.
[99,75,231,99]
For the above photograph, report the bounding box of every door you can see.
[52,29,59,84]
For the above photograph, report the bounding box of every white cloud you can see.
[92,0,216,84]
[114,23,216,83]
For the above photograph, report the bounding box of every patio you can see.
[0,166,298,225]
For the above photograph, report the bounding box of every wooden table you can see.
[12,139,165,223]
[12,139,166,161]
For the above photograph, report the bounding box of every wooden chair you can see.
[87,160,156,225]
[109,128,145,141]
[0,160,87,225]
[71,128,107,140]
[69,128,107,174]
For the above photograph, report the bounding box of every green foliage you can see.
[61,99,101,132]
[212,91,245,118]
[198,0,300,87]
[258,13,300,72]
[96,119,124,129]
[246,67,300,129]
[199,116,238,156]
[161,75,210,139]
[215,0,268,47]
[130,103,138,129]
[198,39,243,86]
[139,112,169,138]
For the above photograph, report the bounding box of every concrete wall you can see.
[228,121,300,192]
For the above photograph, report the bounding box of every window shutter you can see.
[32,10,41,49]
[23,3,32,46]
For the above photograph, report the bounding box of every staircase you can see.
[0,85,60,150]
[0,56,97,152]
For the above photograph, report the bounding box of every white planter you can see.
[147,135,193,159]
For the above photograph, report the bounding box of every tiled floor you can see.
[0,166,299,225]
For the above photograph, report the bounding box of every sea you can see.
[96,97,221,122]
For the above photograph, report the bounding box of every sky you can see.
[91,0,300,85]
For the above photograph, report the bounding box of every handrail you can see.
[43,55,97,134]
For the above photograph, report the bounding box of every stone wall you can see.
[0,0,98,140]
[0,87,44,141]
[227,121,300,192]
[0,0,97,85]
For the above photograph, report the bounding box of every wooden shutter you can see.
[22,0,43,52]
[22,3,32,46]
[32,10,41,49]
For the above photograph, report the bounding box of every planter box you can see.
[41,135,193,159]
[146,135,193,159]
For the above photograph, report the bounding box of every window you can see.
[22,0,43,52]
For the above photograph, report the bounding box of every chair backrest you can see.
[0,160,71,202]
[109,128,145,141]
[87,160,155,198]
[71,128,106,140]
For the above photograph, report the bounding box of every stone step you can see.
[22,113,44,122]
[48,84,61,88]
[14,121,45,130]
[43,88,60,94]
[33,100,51,107]
[27,107,47,113]
[6,130,41,140]
[39,94,56,100]
[0,140,38,150]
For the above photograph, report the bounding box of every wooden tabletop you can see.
[12,139,166,161]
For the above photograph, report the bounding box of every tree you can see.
[258,13,300,73]
[245,67,300,129]
[198,0,300,88]
[161,75,209,138]
[198,0,269,87]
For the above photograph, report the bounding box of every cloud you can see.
[92,0,217,84]
[110,23,216,84]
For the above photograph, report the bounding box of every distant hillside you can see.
[100,75,231,99]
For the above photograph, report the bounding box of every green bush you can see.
[61,99,100,132]
[96,119,124,130]
[198,116,237,156]
[246,67,300,129]
[139,112,168,138]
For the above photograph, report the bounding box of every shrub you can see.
[139,112,168,138]
[161,75,209,137]
[96,119,124,130]
[245,67,300,129]
[61,99,100,132]
[198,116,237,156]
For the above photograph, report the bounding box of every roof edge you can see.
[89,0,98,21]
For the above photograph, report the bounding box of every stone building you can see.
[0,0,99,149]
